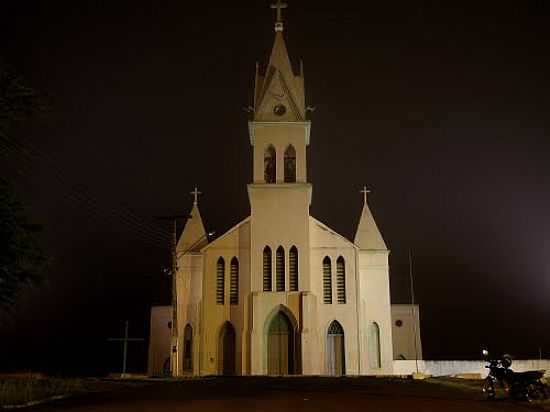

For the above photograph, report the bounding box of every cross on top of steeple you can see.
[360,186,371,205]
[270,0,288,32]
[190,187,202,206]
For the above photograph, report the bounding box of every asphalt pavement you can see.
[27,376,539,412]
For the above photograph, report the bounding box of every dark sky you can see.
[1,0,550,375]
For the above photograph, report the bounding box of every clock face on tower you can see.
[273,104,287,116]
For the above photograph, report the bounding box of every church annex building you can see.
[148,2,421,377]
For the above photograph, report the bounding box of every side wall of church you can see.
[391,304,423,360]
[176,253,204,375]
[147,305,172,376]
[199,221,251,376]
[309,218,360,375]
[357,251,394,374]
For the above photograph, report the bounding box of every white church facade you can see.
[148,2,421,377]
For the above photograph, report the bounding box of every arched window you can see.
[284,145,296,183]
[323,257,332,304]
[264,145,276,183]
[328,320,344,335]
[368,322,381,369]
[276,246,285,292]
[230,257,239,305]
[216,257,225,305]
[263,246,272,291]
[336,256,346,304]
[289,246,298,292]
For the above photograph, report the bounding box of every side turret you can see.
[354,187,387,250]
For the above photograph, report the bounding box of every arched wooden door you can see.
[218,322,236,375]
[183,324,193,372]
[326,321,345,376]
[267,311,294,375]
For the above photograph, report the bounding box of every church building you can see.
[148,2,420,377]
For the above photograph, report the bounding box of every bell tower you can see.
[247,0,312,293]
[250,0,310,185]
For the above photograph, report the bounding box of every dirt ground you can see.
[24,376,548,412]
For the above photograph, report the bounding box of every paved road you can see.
[28,377,538,412]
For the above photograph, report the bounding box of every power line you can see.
[0,134,168,235]
[0,136,170,246]
[1,134,168,237]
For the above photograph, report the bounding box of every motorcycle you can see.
[482,349,548,402]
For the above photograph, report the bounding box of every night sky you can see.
[1,1,549,375]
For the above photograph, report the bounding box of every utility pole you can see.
[408,249,420,375]
[156,214,189,377]
[107,320,144,378]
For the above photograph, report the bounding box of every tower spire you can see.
[354,186,387,250]
[270,0,288,32]
[177,187,207,254]
[253,0,305,121]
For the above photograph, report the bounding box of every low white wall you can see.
[393,359,550,378]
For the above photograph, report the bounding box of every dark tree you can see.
[0,64,44,140]
[0,179,46,310]
[0,65,48,310]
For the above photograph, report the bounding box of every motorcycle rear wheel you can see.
[526,382,548,402]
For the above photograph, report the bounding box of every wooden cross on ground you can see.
[107,321,144,378]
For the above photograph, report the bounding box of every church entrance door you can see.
[267,311,294,375]
[326,321,345,376]
[183,324,193,372]
[218,322,236,375]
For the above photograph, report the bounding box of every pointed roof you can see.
[253,2,305,121]
[354,189,387,250]
[266,32,297,92]
[176,190,208,254]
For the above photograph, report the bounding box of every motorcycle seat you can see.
[513,370,545,380]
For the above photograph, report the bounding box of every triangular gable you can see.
[255,70,304,121]
[309,215,358,249]
[200,216,251,253]
[254,31,305,121]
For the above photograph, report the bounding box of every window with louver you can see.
[216,257,225,305]
[323,257,332,304]
[264,145,276,183]
[263,246,272,291]
[276,246,285,291]
[289,246,298,291]
[230,257,239,305]
[336,256,346,304]
[284,145,296,183]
